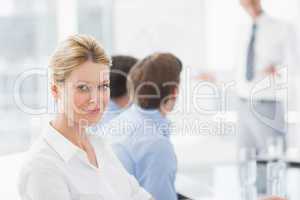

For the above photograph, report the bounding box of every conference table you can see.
[173,139,300,200]
[175,161,300,200]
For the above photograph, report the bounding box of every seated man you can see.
[100,55,138,124]
[106,53,182,200]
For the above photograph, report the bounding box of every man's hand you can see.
[263,65,280,77]
[195,72,216,83]
[260,196,287,200]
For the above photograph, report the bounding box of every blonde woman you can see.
[18,35,153,200]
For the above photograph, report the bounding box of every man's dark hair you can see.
[110,55,138,98]
[128,53,182,109]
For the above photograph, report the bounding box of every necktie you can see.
[246,24,257,81]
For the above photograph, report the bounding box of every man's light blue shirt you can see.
[111,105,178,200]
[100,100,123,125]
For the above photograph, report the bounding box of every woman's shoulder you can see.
[20,138,66,178]
[18,141,68,198]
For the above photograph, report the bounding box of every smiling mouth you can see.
[86,108,100,114]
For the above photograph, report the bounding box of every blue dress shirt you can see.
[101,100,124,125]
[111,105,178,200]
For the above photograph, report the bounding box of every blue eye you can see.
[77,85,90,92]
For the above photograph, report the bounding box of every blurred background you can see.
[1,0,300,199]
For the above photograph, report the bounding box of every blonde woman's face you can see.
[56,61,110,126]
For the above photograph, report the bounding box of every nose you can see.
[89,87,99,104]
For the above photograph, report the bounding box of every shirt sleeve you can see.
[136,139,178,200]
[113,143,136,175]
[283,23,299,69]
[284,23,300,147]
[127,173,154,200]
[23,169,71,200]
[105,142,153,200]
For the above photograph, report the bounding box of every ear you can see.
[171,86,179,97]
[51,83,60,100]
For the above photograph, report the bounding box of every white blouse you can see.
[18,123,152,200]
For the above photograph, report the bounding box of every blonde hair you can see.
[49,34,111,83]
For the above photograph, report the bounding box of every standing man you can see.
[237,0,298,153]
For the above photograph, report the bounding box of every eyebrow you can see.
[76,80,110,84]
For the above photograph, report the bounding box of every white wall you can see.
[113,0,206,68]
